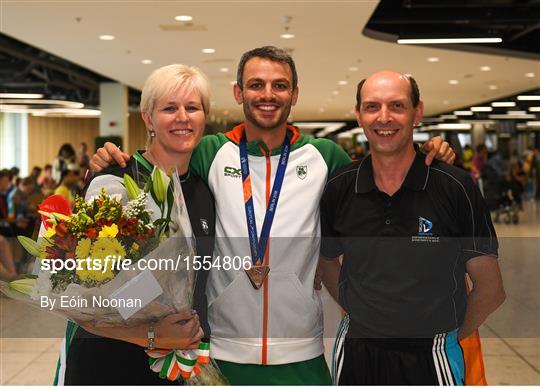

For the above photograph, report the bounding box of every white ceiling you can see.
[2,0,539,122]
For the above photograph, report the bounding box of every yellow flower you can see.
[91,238,126,261]
[76,257,115,283]
[130,242,139,254]
[43,226,56,239]
[98,224,119,238]
[75,238,92,259]
[76,238,125,283]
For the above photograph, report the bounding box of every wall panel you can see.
[27,116,99,169]
[27,114,148,170]
[128,113,147,154]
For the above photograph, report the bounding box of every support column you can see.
[99,82,128,151]
[471,123,486,149]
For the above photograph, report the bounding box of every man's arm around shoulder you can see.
[459,255,505,340]
[316,256,342,305]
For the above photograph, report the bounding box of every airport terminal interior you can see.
[0,0,539,385]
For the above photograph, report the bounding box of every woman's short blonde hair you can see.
[140,64,210,118]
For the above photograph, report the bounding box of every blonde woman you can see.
[57,65,215,385]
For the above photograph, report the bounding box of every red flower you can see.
[46,246,65,260]
[85,228,98,240]
[55,222,69,238]
[55,234,77,252]
[39,195,71,230]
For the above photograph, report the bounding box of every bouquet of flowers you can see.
[1,168,227,384]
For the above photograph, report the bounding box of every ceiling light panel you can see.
[175,15,193,22]
[0,93,43,98]
[489,114,536,119]
[397,38,502,44]
[437,123,472,130]
[0,99,84,108]
[491,102,516,107]
[517,95,540,101]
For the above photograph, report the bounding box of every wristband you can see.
[147,324,155,350]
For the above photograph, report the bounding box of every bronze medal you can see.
[245,265,270,289]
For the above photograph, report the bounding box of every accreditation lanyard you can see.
[239,132,291,266]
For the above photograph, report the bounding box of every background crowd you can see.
[0,142,90,280]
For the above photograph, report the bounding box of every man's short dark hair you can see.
[355,74,420,111]
[236,46,298,90]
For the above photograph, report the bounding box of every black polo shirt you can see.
[320,151,498,339]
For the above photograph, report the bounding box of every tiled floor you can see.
[1,201,539,385]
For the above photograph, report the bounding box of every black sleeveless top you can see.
[64,153,215,385]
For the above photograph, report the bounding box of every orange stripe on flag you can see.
[243,176,252,204]
[461,275,488,385]
[169,362,180,381]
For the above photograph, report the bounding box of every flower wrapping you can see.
[1,168,227,384]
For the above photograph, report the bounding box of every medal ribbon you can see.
[239,132,291,266]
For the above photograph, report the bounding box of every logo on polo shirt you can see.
[418,217,433,235]
[412,216,439,243]
[296,165,307,180]
[224,166,241,178]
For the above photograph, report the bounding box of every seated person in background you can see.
[0,170,14,237]
[11,177,39,237]
[77,142,91,180]
[29,166,43,193]
[54,169,80,207]
[52,143,77,183]
[38,164,57,197]
[0,235,17,281]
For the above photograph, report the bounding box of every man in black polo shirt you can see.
[320,71,505,385]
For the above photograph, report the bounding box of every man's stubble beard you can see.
[242,100,293,131]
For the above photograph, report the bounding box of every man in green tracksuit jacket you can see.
[90,46,453,385]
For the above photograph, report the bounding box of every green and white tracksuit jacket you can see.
[190,123,350,365]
